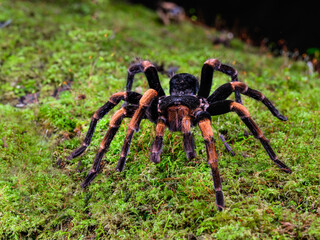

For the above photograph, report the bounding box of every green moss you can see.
[0,0,320,239]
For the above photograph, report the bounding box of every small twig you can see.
[0,19,12,28]
[2,137,8,148]
[219,134,235,156]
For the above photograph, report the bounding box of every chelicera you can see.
[67,59,292,211]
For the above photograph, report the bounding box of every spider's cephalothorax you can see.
[169,73,199,95]
[67,59,292,211]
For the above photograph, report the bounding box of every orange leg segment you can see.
[116,89,158,172]
[198,117,225,211]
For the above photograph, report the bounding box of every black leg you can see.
[197,112,224,211]
[67,91,142,162]
[116,89,158,172]
[206,100,292,173]
[127,60,165,96]
[198,59,242,104]
[207,82,287,121]
[198,59,239,156]
[81,107,135,188]
[67,92,126,161]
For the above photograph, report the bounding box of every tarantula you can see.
[67,59,292,211]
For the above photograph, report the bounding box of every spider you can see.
[67,59,292,211]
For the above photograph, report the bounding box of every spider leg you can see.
[116,89,158,172]
[207,100,292,173]
[181,114,196,160]
[197,112,224,211]
[198,59,240,156]
[127,60,165,96]
[67,91,142,162]
[207,82,287,121]
[150,116,166,163]
[198,59,242,103]
[81,106,136,188]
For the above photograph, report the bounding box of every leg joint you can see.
[204,59,221,69]
[198,119,214,140]
[109,92,126,104]
[109,108,126,127]
[141,60,154,71]
[139,89,158,106]
[195,111,211,123]
[231,82,248,93]
[230,102,250,118]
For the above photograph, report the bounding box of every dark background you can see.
[129,0,319,54]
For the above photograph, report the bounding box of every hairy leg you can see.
[198,59,241,156]
[81,107,133,188]
[199,59,242,103]
[127,60,165,96]
[67,91,142,162]
[208,82,287,121]
[207,100,292,173]
[116,89,158,172]
[197,112,224,211]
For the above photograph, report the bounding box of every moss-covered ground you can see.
[1,0,320,239]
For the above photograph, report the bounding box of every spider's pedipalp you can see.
[181,114,196,160]
[207,100,292,173]
[150,117,166,163]
[208,82,287,121]
[199,59,242,103]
